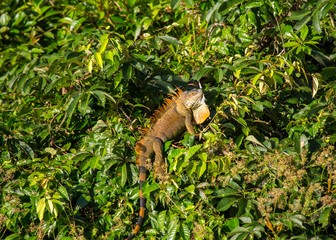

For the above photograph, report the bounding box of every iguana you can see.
[126,88,210,240]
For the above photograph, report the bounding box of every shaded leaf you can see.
[159,35,182,45]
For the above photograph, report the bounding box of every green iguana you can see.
[126,88,210,239]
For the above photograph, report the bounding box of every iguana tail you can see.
[126,143,148,240]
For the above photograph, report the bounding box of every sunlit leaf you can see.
[300,25,309,41]
[58,186,70,201]
[99,34,109,53]
[197,159,207,178]
[157,210,167,232]
[94,52,103,69]
[45,147,57,156]
[245,135,264,147]
[184,144,202,161]
[90,156,101,170]
[167,218,179,240]
[180,223,190,239]
[37,198,46,221]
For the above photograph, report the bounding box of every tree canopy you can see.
[1,0,335,239]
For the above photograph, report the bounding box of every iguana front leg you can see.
[185,114,195,135]
[176,104,195,135]
[152,138,167,179]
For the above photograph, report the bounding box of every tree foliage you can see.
[1,0,335,239]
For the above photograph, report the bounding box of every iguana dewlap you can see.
[126,88,210,239]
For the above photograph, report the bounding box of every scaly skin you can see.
[126,88,210,239]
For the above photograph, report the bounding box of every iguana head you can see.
[183,89,210,124]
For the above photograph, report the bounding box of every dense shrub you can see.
[1,0,335,239]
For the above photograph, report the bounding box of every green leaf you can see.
[232,117,247,128]
[217,196,238,212]
[206,0,225,22]
[300,24,309,41]
[79,93,91,115]
[283,41,299,48]
[37,198,46,221]
[58,186,70,201]
[114,71,123,89]
[91,90,116,104]
[87,58,93,73]
[167,218,179,240]
[92,90,106,107]
[120,163,127,187]
[90,156,101,170]
[289,214,305,229]
[294,15,311,31]
[193,66,215,81]
[157,210,167,232]
[159,35,182,45]
[288,10,311,21]
[312,9,321,33]
[45,147,57,156]
[44,75,63,93]
[98,34,109,53]
[322,67,336,81]
[180,223,191,240]
[0,13,10,26]
[171,0,181,9]
[245,1,263,9]
[196,159,207,178]
[46,198,54,216]
[185,185,195,194]
[319,207,332,228]
[65,93,83,126]
[12,11,26,27]
[184,144,202,161]
[235,134,245,147]
[18,140,34,159]
[245,135,264,147]
[94,52,103,69]
[252,73,263,86]
[143,182,160,195]
[225,218,239,231]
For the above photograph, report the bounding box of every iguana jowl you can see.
[126,88,210,239]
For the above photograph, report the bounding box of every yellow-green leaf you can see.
[47,198,54,215]
[98,34,109,53]
[37,198,46,221]
[94,52,103,69]
[252,73,263,86]
[87,58,93,73]
[197,160,207,178]
[45,147,57,156]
